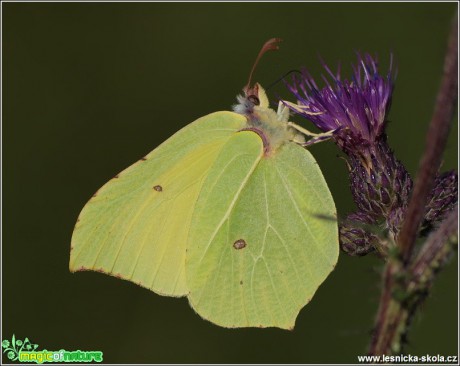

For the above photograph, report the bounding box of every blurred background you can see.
[3,2,458,363]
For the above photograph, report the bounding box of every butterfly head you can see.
[232,38,305,152]
[233,82,305,153]
[232,38,280,116]
[233,82,270,115]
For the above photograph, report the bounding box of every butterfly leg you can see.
[288,122,335,146]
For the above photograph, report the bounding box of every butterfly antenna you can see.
[266,69,302,91]
[245,38,283,92]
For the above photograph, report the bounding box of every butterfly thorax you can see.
[233,83,305,154]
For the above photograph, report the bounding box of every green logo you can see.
[2,335,103,364]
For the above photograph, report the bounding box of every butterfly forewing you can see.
[70,112,247,297]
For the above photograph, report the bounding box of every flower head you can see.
[2,340,10,348]
[423,170,458,233]
[285,51,456,257]
[285,52,412,248]
[286,53,395,154]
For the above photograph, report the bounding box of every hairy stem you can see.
[369,208,458,355]
[368,15,458,355]
[409,206,458,290]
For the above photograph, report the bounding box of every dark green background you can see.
[3,2,458,364]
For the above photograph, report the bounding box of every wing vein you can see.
[198,153,262,264]
[268,224,305,288]
[262,258,289,326]
[274,165,329,260]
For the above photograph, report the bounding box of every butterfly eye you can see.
[248,95,260,106]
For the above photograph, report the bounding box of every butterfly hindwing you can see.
[186,139,338,329]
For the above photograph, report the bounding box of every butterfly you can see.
[70,39,338,330]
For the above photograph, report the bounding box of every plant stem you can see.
[368,262,405,355]
[369,208,458,355]
[368,15,458,356]
[409,206,458,290]
[398,15,458,265]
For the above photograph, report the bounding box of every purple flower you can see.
[286,53,395,154]
[285,52,457,257]
[285,53,408,255]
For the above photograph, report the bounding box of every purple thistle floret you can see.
[286,53,395,153]
[285,53,457,257]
